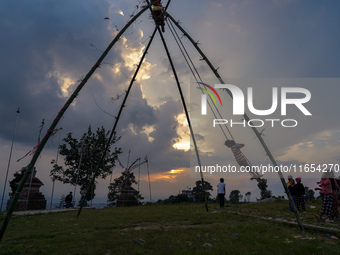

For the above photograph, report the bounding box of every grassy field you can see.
[0,200,339,255]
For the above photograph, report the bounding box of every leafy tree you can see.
[163,195,176,204]
[50,125,121,203]
[192,180,213,202]
[163,194,194,204]
[229,190,240,203]
[107,170,143,206]
[174,194,193,203]
[79,182,97,206]
[257,178,272,200]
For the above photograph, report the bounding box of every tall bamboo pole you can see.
[157,27,209,212]
[144,0,208,211]
[0,1,156,242]
[0,108,20,212]
[77,26,159,218]
[167,13,306,237]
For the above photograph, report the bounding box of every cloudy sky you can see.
[1,0,340,207]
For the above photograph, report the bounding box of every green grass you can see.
[0,201,339,254]
[227,199,340,228]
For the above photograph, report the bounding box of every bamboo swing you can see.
[0,0,306,241]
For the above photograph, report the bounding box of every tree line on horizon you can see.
[155,180,320,205]
[6,125,340,207]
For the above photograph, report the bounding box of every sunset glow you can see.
[147,169,185,182]
[173,113,190,151]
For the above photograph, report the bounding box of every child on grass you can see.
[217,178,226,209]
[225,140,248,167]
[225,140,262,180]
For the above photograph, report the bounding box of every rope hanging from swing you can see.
[167,18,263,180]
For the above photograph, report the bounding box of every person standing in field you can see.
[294,177,306,212]
[217,178,226,209]
[286,175,294,211]
[65,192,73,208]
[329,177,340,219]
[315,172,334,222]
[286,175,293,187]
[288,178,297,212]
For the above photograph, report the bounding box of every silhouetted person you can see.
[65,192,73,208]
[152,0,165,32]
[295,177,306,212]
[217,178,226,209]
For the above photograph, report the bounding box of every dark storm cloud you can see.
[0,0,119,145]
[0,0,194,175]
[115,86,191,171]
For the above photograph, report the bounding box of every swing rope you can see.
[166,12,306,237]
[157,25,208,212]
[166,18,235,141]
[167,18,263,180]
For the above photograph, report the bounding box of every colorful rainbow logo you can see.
[197,82,222,106]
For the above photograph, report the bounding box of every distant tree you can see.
[163,195,176,204]
[107,170,143,206]
[175,194,193,203]
[238,193,243,202]
[303,186,315,202]
[229,190,240,203]
[192,180,213,202]
[50,125,121,203]
[162,194,193,204]
[306,189,315,202]
[262,190,272,199]
[245,191,251,202]
[257,179,272,199]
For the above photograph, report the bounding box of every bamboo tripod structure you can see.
[0,0,305,240]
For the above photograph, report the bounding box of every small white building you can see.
[181,187,193,198]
